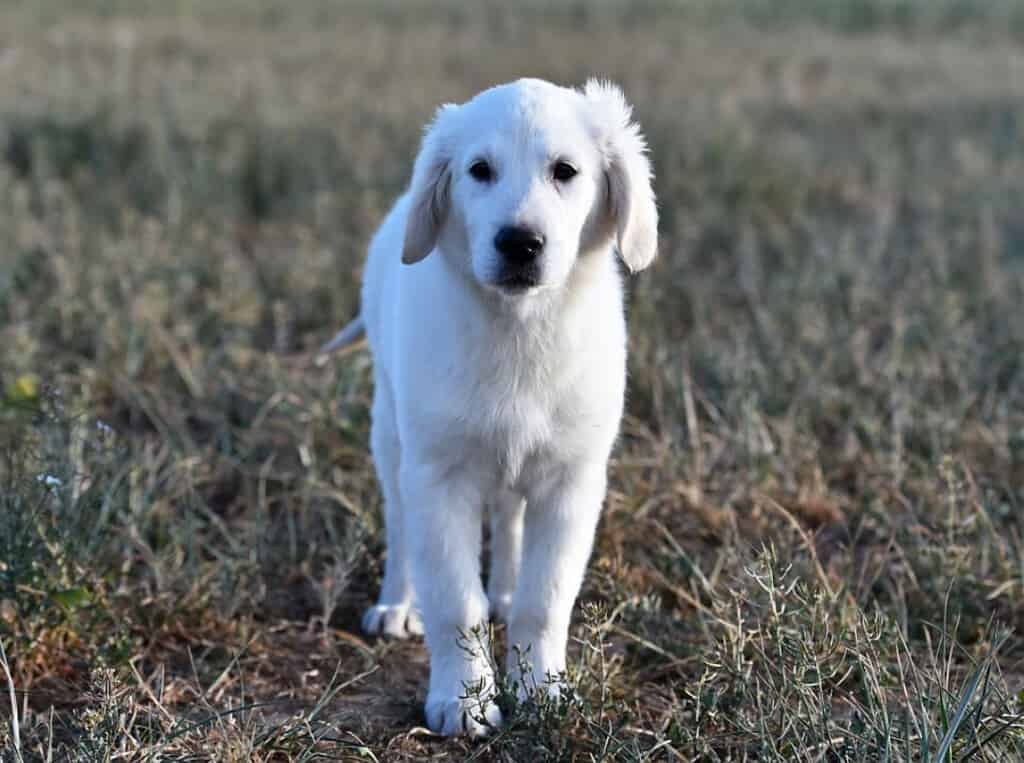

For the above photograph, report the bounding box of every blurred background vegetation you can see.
[1,1,1023,759]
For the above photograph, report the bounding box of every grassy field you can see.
[2,0,1024,759]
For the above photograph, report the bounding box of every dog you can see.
[321,78,657,736]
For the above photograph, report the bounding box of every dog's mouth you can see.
[491,264,542,294]
[494,274,539,293]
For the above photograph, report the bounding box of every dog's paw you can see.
[517,676,577,705]
[425,693,503,737]
[506,655,573,704]
[361,603,424,639]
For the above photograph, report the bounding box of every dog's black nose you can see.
[494,226,545,263]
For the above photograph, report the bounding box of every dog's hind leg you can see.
[361,375,423,639]
[486,488,525,624]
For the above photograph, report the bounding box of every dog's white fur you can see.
[341,78,657,736]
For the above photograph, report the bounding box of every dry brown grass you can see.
[2,1,1024,760]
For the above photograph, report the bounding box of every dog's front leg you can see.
[508,462,606,697]
[402,462,502,737]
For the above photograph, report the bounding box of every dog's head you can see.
[401,78,658,296]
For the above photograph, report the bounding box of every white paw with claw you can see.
[516,674,576,705]
[361,603,424,639]
[425,646,503,737]
[506,642,572,704]
[425,688,503,737]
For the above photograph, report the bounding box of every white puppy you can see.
[322,78,657,736]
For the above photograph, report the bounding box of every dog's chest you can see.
[397,275,626,481]
[467,348,557,440]
[455,332,600,477]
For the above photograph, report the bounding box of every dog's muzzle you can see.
[494,225,544,291]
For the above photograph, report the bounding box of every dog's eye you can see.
[469,160,493,182]
[552,161,578,182]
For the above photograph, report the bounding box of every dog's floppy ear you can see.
[402,104,459,264]
[583,80,658,273]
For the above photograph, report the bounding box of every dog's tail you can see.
[316,314,367,360]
